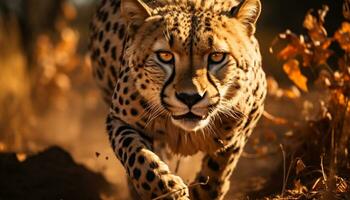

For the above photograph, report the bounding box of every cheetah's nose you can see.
[175,92,205,108]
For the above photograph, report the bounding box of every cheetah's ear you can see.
[227,0,261,35]
[121,0,153,23]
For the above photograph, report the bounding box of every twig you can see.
[279,145,295,198]
[280,144,287,197]
[320,155,328,190]
[285,153,295,195]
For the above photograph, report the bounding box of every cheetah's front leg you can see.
[106,114,189,200]
[190,143,243,200]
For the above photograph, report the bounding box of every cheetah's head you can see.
[122,0,261,132]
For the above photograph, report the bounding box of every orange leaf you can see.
[313,47,333,66]
[303,7,328,44]
[277,45,298,60]
[283,59,309,92]
[335,22,350,52]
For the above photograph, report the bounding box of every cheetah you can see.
[89,0,266,199]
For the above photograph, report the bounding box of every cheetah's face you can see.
[123,0,261,132]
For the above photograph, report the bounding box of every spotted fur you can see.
[89,0,266,199]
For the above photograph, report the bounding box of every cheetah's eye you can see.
[208,52,226,64]
[156,51,174,64]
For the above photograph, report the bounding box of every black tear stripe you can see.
[206,72,220,104]
[159,18,176,110]
[160,61,176,109]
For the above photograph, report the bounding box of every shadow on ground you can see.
[0,146,116,200]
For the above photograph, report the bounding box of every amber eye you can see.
[156,51,174,64]
[208,52,226,64]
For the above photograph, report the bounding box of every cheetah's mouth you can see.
[171,112,210,132]
[172,112,206,121]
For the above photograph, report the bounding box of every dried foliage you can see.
[268,1,350,199]
[0,1,95,152]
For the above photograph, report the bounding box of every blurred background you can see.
[0,0,348,199]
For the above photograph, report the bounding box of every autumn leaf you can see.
[277,44,298,60]
[335,22,350,52]
[283,59,309,92]
[303,6,329,44]
[332,89,347,106]
[313,46,333,66]
[303,12,324,40]
[274,31,314,67]
[301,50,313,67]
